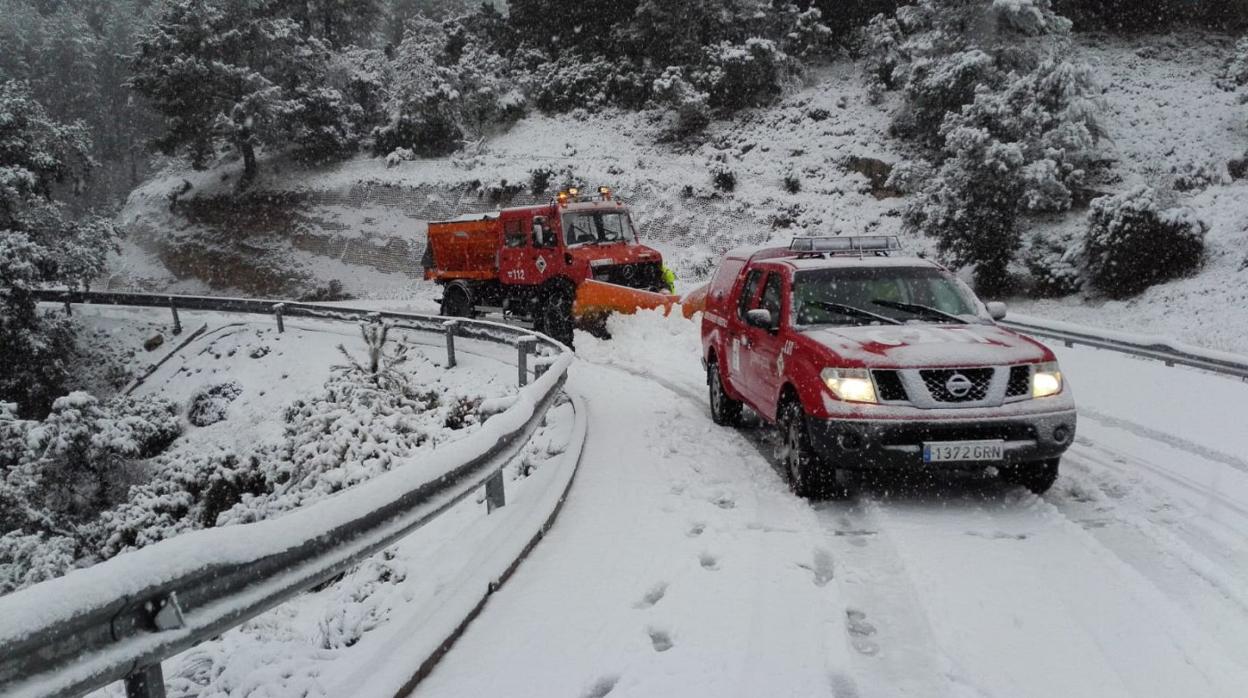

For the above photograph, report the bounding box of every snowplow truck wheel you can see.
[441,283,474,318]
[539,283,575,347]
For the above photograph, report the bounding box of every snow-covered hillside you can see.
[112,33,1248,351]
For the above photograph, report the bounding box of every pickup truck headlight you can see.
[822,368,878,404]
[1032,361,1063,398]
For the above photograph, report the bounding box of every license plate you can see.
[923,440,1005,463]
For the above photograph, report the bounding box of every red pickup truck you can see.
[701,236,1076,498]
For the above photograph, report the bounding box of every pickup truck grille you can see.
[872,370,909,402]
[1005,365,1032,398]
[920,368,994,403]
[591,261,664,291]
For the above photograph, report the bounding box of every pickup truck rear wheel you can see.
[1000,458,1060,495]
[707,359,742,426]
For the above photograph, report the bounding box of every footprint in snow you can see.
[711,495,736,510]
[846,609,880,656]
[795,548,835,587]
[699,552,720,571]
[687,523,706,538]
[635,582,667,609]
[582,675,619,698]
[648,627,674,652]
[828,673,862,698]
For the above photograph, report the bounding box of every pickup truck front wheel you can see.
[1000,458,1060,495]
[779,400,848,500]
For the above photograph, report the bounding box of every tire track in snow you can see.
[412,362,852,698]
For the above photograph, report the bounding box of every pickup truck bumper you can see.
[805,410,1077,469]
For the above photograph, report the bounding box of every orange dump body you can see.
[424,218,501,281]
[573,279,678,319]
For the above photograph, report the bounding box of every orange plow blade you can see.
[573,279,679,319]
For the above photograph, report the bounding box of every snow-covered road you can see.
[414,311,1248,698]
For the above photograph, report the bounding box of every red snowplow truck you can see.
[423,187,677,344]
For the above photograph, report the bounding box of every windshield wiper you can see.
[813,301,903,326]
[871,299,969,324]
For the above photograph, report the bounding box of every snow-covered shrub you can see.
[1083,187,1208,298]
[1167,157,1230,193]
[782,168,802,194]
[1219,36,1248,90]
[1023,228,1084,296]
[0,393,181,591]
[711,164,737,193]
[695,39,789,111]
[527,53,650,113]
[0,531,80,594]
[385,147,415,167]
[187,382,243,427]
[317,549,407,649]
[529,166,557,196]
[653,66,712,139]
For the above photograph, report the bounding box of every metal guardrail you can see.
[1,290,576,698]
[1001,316,1248,380]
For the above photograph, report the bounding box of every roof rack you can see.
[789,235,902,259]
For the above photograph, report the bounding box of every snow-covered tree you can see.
[0,81,117,418]
[130,0,381,183]
[379,10,523,156]
[875,1,1105,293]
[904,126,1026,293]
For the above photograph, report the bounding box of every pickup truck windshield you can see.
[793,267,980,326]
[562,211,635,247]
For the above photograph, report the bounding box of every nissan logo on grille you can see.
[945,373,974,399]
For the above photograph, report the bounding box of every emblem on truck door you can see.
[945,373,973,398]
[535,256,547,273]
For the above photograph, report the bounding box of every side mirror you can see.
[745,308,776,331]
[986,301,1008,321]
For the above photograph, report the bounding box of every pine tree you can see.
[0,80,117,418]
[129,0,378,183]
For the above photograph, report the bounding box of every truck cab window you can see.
[737,269,765,320]
[760,273,783,320]
[504,220,526,248]
[532,217,552,247]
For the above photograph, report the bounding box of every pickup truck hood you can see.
[807,323,1049,368]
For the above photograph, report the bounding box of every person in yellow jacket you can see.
[661,264,677,294]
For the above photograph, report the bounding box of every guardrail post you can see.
[124,663,166,698]
[443,320,459,368]
[486,470,506,513]
[274,303,285,333]
[517,337,536,387]
[168,298,181,335]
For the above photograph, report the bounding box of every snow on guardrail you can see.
[0,290,580,698]
[1002,313,1248,380]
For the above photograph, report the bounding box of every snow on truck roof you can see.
[435,212,499,223]
[723,243,941,272]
